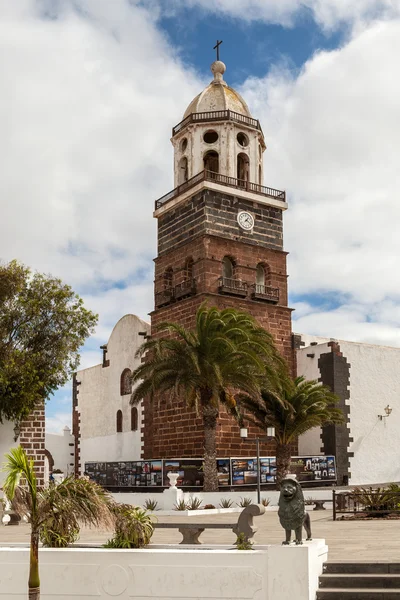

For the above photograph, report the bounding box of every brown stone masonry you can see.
[145,186,296,463]
[19,402,46,487]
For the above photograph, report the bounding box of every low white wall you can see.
[0,541,327,600]
[81,430,142,468]
[111,489,334,510]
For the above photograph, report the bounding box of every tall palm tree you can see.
[239,376,344,487]
[2,447,114,600]
[131,304,284,492]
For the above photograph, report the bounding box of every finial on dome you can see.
[211,60,227,84]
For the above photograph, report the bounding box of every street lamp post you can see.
[241,426,275,504]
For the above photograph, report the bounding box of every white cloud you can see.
[162,0,400,31]
[239,19,400,343]
[45,411,72,434]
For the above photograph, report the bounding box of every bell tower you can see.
[143,57,295,461]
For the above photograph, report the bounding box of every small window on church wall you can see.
[237,132,249,147]
[203,130,218,144]
[180,137,188,152]
[259,144,262,159]
[116,410,123,433]
[204,151,219,175]
[259,164,262,185]
[178,156,188,185]
[120,368,132,396]
[131,407,138,431]
[222,256,234,279]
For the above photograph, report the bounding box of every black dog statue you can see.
[278,477,312,545]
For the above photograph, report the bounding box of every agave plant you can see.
[173,499,188,511]
[143,498,159,511]
[2,446,114,600]
[186,496,203,510]
[219,498,234,509]
[105,504,155,548]
[237,497,252,508]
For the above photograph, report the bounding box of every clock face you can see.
[237,211,254,231]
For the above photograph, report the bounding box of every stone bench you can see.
[154,504,265,544]
[312,499,331,511]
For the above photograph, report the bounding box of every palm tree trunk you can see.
[276,443,292,489]
[202,403,219,493]
[28,529,40,600]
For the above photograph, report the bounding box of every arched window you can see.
[120,368,132,396]
[237,153,249,184]
[256,264,265,291]
[259,164,262,185]
[131,407,138,431]
[116,410,123,433]
[185,257,194,280]
[204,151,219,175]
[178,156,188,185]
[222,256,234,279]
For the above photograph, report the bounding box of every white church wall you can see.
[46,427,74,475]
[297,336,400,486]
[297,342,330,457]
[76,314,150,474]
[340,340,400,485]
[0,421,16,487]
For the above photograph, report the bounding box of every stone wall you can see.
[19,402,46,487]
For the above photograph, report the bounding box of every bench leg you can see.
[313,503,326,511]
[178,528,205,545]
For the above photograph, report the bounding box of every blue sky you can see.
[1,1,400,432]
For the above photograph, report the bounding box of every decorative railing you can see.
[172,110,262,137]
[155,288,174,308]
[155,170,286,210]
[218,277,248,297]
[175,279,197,300]
[333,489,400,521]
[252,284,280,303]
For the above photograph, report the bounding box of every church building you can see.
[145,56,294,461]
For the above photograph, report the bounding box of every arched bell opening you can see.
[178,156,188,185]
[204,151,219,176]
[237,152,249,186]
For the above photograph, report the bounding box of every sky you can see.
[2,0,400,433]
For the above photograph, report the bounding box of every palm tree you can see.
[130,304,284,492]
[239,376,344,487]
[2,446,114,600]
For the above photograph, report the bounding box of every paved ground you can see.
[2,510,400,561]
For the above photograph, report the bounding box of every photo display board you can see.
[84,455,336,488]
[288,456,336,482]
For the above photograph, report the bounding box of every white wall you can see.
[0,542,327,600]
[0,421,16,487]
[46,426,74,475]
[341,340,400,485]
[76,314,150,473]
[296,342,331,457]
[296,335,400,486]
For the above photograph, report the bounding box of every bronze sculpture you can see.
[278,477,312,545]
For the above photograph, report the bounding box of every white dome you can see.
[183,61,253,119]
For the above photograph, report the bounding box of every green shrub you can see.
[105,505,155,548]
[235,532,253,550]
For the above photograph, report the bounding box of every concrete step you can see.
[324,562,400,575]
[317,590,400,600]
[320,574,400,589]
